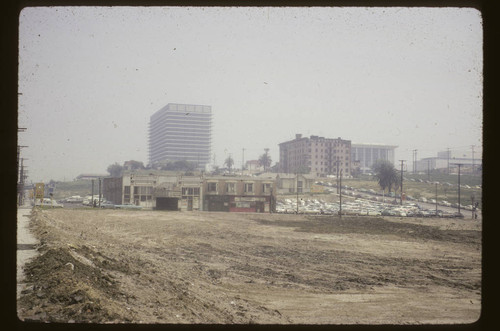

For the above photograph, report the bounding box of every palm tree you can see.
[224,155,234,172]
[259,148,272,172]
[372,160,399,193]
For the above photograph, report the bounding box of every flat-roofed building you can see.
[102,170,276,213]
[351,143,397,173]
[203,175,276,213]
[149,103,212,169]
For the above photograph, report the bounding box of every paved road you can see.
[17,207,38,299]
[416,201,482,220]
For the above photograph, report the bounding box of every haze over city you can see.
[18,6,483,183]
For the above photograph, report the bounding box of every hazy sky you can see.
[18,6,483,182]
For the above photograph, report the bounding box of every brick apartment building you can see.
[279,134,352,177]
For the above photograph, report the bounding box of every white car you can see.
[34,198,63,208]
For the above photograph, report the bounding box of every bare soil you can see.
[17,208,481,324]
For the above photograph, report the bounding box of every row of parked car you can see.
[406,178,481,190]
[48,195,143,210]
[276,197,464,218]
[314,182,480,212]
[81,197,142,210]
[98,202,142,210]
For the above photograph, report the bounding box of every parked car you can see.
[114,203,142,210]
[33,198,63,208]
[100,201,116,209]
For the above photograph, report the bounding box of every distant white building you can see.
[416,149,482,173]
[351,143,397,173]
[149,103,212,170]
[245,160,263,172]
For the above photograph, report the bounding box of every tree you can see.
[161,160,196,171]
[372,160,399,193]
[224,155,234,172]
[125,160,145,170]
[211,165,222,175]
[107,163,124,177]
[259,148,272,171]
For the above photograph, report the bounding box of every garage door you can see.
[155,197,178,211]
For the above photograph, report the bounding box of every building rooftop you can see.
[352,143,398,148]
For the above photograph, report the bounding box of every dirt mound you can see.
[18,246,132,323]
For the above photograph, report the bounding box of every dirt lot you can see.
[17,208,481,324]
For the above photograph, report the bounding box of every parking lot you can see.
[276,183,479,219]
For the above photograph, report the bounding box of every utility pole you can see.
[399,160,405,205]
[427,160,430,181]
[471,145,475,174]
[242,148,245,171]
[457,164,462,215]
[339,169,343,219]
[452,163,463,215]
[17,127,28,207]
[413,149,417,174]
[471,194,475,219]
[91,179,95,208]
[296,173,299,214]
[435,182,438,215]
[98,177,102,208]
[335,160,340,194]
[412,150,414,174]
[447,148,451,175]
[19,158,25,205]
[270,188,273,214]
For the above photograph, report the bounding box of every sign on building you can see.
[35,183,45,199]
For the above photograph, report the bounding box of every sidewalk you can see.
[17,206,38,299]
